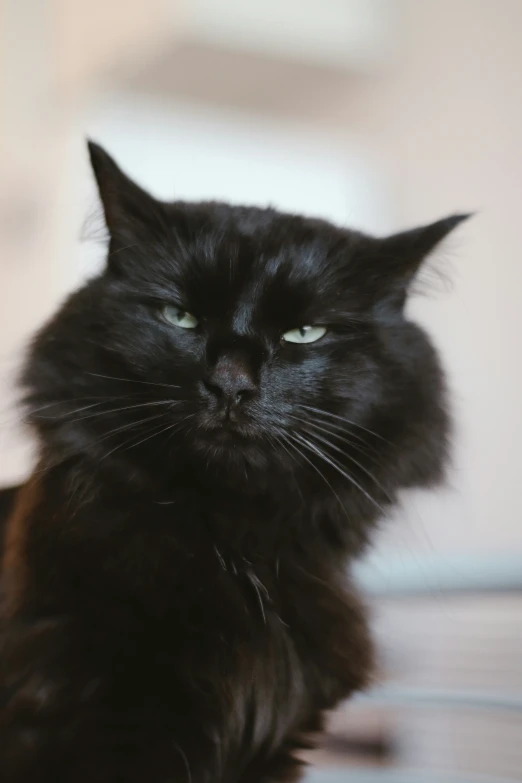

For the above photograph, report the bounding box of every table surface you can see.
[306,770,521,783]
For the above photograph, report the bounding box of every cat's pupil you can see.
[300,327,309,336]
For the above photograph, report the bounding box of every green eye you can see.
[162,305,199,329]
[282,326,327,344]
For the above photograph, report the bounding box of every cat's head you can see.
[23,142,467,507]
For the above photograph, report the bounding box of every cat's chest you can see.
[134,561,311,759]
[79,500,350,723]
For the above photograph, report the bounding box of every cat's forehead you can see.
[119,232,337,319]
[115,202,363,324]
[176,214,345,317]
[132,204,357,327]
[179,203,346,280]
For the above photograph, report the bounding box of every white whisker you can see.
[1,397,127,427]
[298,404,390,445]
[90,412,170,447]
[286,412,383,464]
[98,418,183,461]
[292,432,385,514]
[284,433,346,516]
[34,399,177,425]
[87,372,181,390]
[298,425,392,502]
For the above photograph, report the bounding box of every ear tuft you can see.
[383,213,471,262]
[400,213,472,258]
[87,140,117,185]
[86,139,166,251]
[374,212,472,299]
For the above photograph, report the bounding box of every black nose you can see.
[204,356,257,406]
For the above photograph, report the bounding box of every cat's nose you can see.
[204,356,257,406]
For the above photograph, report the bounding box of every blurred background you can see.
[1,1,522,780]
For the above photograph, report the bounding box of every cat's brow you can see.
[120,281,186,303]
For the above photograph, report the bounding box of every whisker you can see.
[288,412,390,484]
[298,425,392,502]
[269,433,305,505]
[127,411,199,456]
[292,432,386,514]
[26,399,114,416]
[28,413,174,477]
[31,399,144,422]
[293,408,377,450]
[1,397,129,427]
[99,419,177,461]
[87,373,181,390]
[45,399,179,426]
[165,415,196,447]
[286,412,383,464]
[89,412,170,447]
[123,420,189,452]
[297,404,390,445]
[284,433,347,516]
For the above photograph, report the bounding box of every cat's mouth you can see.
[196,409,260,445]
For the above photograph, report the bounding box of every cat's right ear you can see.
[87,141,169,257]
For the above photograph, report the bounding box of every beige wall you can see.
[346,0,522,555]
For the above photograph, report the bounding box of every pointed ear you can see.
[87,140,168,254]
[371,213,471,307]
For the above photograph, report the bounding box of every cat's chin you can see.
[198,427,241,447]
[190,423,275,468]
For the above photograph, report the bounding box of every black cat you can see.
[0,142,468,782]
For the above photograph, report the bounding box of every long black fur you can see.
[0,142,468,782]
[0,487,18,552]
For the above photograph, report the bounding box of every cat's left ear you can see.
[88,140,169,254]
[371,213,471,306]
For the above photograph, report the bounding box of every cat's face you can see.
[23,143,466,496]
[83,217,383,462]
